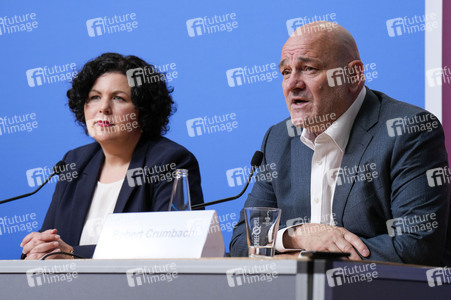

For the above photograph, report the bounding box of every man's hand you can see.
[20,229,73,260]
[283,223,370,261]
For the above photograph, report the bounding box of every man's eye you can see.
[304,66,316,72]
[281,69,291,76]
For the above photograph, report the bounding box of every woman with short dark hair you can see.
[20,53,204,259]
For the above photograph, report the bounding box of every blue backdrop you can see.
[0,0,428,259]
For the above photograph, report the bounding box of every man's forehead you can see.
[280,33,328,65]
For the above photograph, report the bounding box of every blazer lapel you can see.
[113,138,152,213]
[332,88,380,226]
[68,149,104,244]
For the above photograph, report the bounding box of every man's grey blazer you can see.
[230,87,451,266]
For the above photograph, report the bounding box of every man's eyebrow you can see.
[279,59,288,69]
[279,57,320,69]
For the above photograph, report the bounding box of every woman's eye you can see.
[87,95,100,102]
[113,96,125,101]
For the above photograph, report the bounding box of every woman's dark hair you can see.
[67,52,175,139]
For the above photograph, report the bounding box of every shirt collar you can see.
[301,87,366,151]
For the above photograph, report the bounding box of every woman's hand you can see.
[20,229,74,260]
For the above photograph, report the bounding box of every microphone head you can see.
[250,151,263,167]
[52,161,67,175]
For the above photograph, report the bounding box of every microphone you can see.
[0,161,67,205]
[192,151,263,209]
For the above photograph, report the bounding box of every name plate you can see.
[93,210,225,259]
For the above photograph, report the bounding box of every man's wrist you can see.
[283,225,303,249]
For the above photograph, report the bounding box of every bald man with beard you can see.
[230,22,451,266]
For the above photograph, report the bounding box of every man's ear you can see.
[347,60,365,93]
